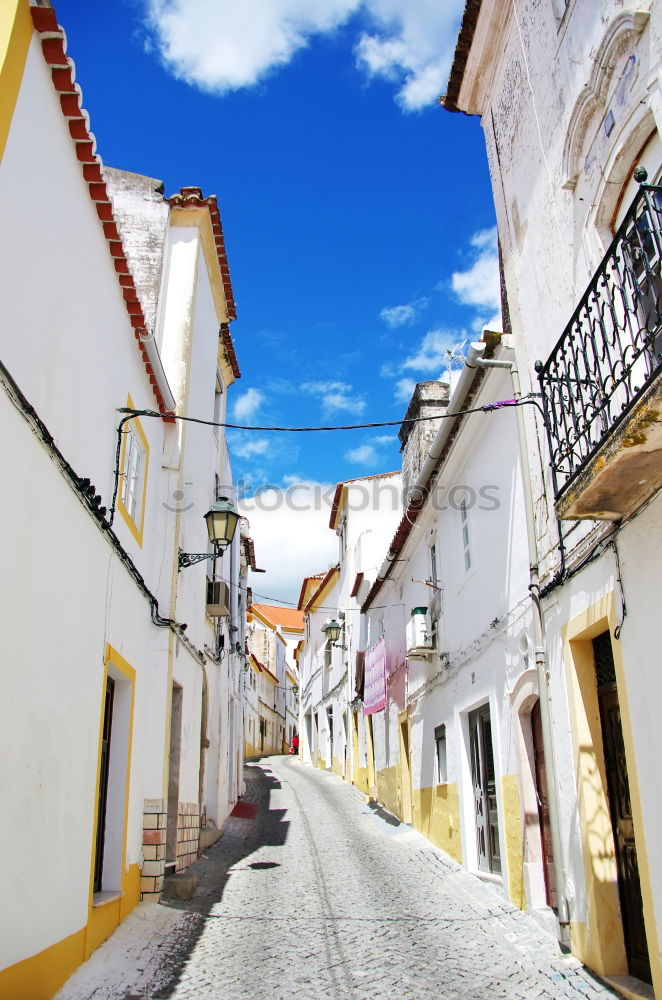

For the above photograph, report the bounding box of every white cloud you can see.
[301,379,365,415]
[300,380,351,394]
[231,437,270,458]
[379,296,428,328]
[345,433,396,466]
[240,480,338,603]
[394,377,415,402]
[402,328,458,373]
[233,387,264,420]
[356,0,463,112]
[450,226,502,328]
[144,0,465,111]
[345,443,378,465]
[146,0,357,92]
[323,392,366,415]
[380,303,415,327]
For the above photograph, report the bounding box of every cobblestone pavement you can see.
[56,757,620,1000]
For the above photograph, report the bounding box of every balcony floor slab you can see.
[556,373,662,521]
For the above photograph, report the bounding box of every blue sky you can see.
[56,0,499,601]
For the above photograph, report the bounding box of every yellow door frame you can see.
[562,592,659,990]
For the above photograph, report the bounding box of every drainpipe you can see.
[468,345,571,944]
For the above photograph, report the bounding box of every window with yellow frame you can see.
[118,396,149,545]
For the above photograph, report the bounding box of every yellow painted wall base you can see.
[412,783,463,863]
[501,774,525,910]
[0,865,141,1000]
[85,864,141,958]
[568,920,628,981]
[354,765,369,794]
[376,765,399,819]
[0,927,87,1000]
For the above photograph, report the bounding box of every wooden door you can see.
[531,700,557,908]
[399,717,412,824]
[593,632,651,983]
[94,676,115,893]
[594,633,650,983]
[469,705,501,874]
[327,710,334,769]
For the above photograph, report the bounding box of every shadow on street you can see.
[151,759,289,998]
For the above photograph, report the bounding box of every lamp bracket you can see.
[178,549,225,570]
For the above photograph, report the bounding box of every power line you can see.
[118,398,527,433]
[250,588,403,614]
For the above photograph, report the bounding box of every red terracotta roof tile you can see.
[303,566,340,613]
[220,323,241,379]
[30,4,174,415]
[252,604,304,631]
[296,572,326,611]
[167,188,237,322]
[242,536,265,573]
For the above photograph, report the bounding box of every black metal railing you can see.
[536,181,662,498]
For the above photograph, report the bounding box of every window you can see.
[339,518,347,560]
[552,0,570,27]
[213,373,224,427]
[434,724,447,784]
[324,641,332,669]
[430,543,438,586]
[460,498,471,571]
[122,425,145,522]
[118,398,149,545]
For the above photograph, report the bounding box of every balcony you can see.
[536,183,662,520]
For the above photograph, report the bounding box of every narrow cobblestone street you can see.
[56,758,619,1000]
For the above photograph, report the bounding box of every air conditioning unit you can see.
[406,606,434,659]
[206,580,230,617]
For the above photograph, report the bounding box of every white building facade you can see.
[245,604,298,756]
[251,603,303,750]
[444,0,662,989]
[0,4,248,995]
[361,341,553,919]
[297,472,402,782]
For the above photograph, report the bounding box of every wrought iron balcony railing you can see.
[536,181,662,498]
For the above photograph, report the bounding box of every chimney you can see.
[398,381,450,498]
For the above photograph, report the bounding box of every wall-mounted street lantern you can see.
[322,619,342,642]
[322,618,347,649]
[178,497,239,570]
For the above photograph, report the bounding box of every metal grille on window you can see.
[593,631,616,688]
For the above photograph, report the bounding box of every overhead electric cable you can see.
[117,397,531,433]
[110,395,546,528]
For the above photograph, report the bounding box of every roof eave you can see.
[439,0,484,115]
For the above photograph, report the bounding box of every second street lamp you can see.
[322,618,347,648]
